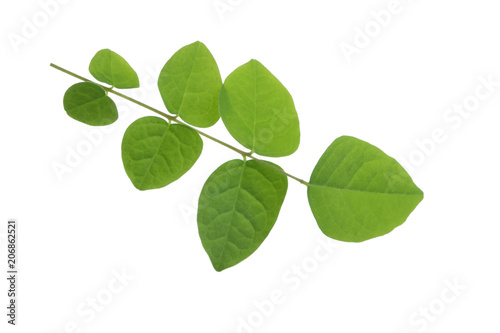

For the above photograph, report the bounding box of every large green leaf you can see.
[219,59,300,157]
[158,41,222,128]
[89,49,139,89]
[63,82,118,126]
[198,159,288,271]
[121,116,203,190]
[308,136,423,242]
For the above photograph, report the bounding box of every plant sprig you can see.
[51,41,423,271]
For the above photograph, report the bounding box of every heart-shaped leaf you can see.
[158,41,222,128]
[121,116,203,190]
[63,82,118,126]
[219,59,300,157]
[308,136,423,242]
[198,159,288,271]
[89,49,139,89]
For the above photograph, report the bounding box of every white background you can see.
[1,0,500,332]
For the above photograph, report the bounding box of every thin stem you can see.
[250,155,310,186]
[50,63,310,186]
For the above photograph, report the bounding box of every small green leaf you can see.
[89,49,139,89]
[121,116,203,190]
[198,159,288,271]
[307,136,423,242]
[63,82,118,126]
[158,41,222,128]
[219,59,300,157]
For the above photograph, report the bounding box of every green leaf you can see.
[158,41,222,128]
[63,82,118,126]
[121,116,203,190]
[219,59,300,157]
[307,136,423,242]
[89,49,139,89]
[198,159,288,271]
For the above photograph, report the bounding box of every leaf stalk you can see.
[50,63,310,187]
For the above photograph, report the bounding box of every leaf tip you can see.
[213,264,226,272]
